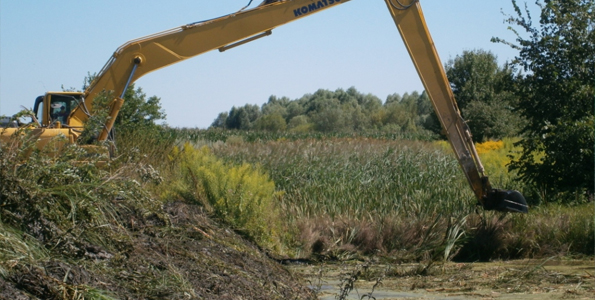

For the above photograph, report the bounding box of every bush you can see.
[170,144,282,249]
[496,0,594,201]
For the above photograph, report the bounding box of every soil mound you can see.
[0,202,315,300]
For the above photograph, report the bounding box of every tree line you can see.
[212,87,433,135]
[211,49,523,143]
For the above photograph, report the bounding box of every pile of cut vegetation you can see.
[0,135,314,300]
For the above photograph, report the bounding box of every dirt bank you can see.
[0,202,315,300]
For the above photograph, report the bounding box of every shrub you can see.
[170,144,282,249]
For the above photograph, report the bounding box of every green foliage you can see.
[78,90,113,144]
[80,74,166,140]
[523,203,595,256]
[224,104,261,130]
[494,0,595,200]
[0,223,48,277]
[213,139,473,220]
[210,138,477,259]
[117,84,166,131]
[262,95,290,117]
[211,111,228,128]
[170,144,282,248]
[254,113,287,131]
[168,127,438,144]
[211,87,440,135]
[311,107,346,132]
[0,129,313,299]
[0,133,161,249]
[207,137,594,259]
[382,92,421,132]
[445,50,522,141]
[287,115,312,131]
[463,100,520,142]
[458,203,594,260]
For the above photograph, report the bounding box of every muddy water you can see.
[288,259,594,299]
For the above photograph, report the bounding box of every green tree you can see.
[381,92,424,133]
[493,0,594,200]
[416,91,433,116]
[261,95,289,118]
[81,74,166,132]
[117,84,166,130]
[287,115,312,132]
[385,93,402,106]
[416,91,443,135]
[383,101,416,132]
[286,101,305,121]
[211,112,228,128]
[445,49,521,141]
[254,113,287,131]
[210,87,431,134]
[225,104,261,130]
[310,107,345,132]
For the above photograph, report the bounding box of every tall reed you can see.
[210,138,476,258]
[207,137,593,259]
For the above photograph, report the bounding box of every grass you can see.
[213,138,473,218]
[0,131,172,298]
[209,138,473,259]
[166,127,438,144]
[0,224,48,278]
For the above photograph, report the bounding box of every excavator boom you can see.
[74,0,353,130]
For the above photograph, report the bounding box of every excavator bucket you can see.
[483,189,529,213]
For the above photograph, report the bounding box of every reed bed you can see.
[167,127,437,144]
[209,138,477,258]
[212,138,473,220]
[206,137,593,260]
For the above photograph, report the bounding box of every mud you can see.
[289,259,595,299]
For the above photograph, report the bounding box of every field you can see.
[0,129,593,299]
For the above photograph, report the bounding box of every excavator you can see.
[0,0,528,213]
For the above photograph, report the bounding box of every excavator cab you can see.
[33,93,82,127]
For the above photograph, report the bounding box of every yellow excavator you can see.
[0,0,528,213]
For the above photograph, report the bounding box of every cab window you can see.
[49,95,80,124]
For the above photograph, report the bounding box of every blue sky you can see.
[0,0,535,128]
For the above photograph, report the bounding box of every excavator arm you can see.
[385,0,527,212]
[1,0,528,212]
